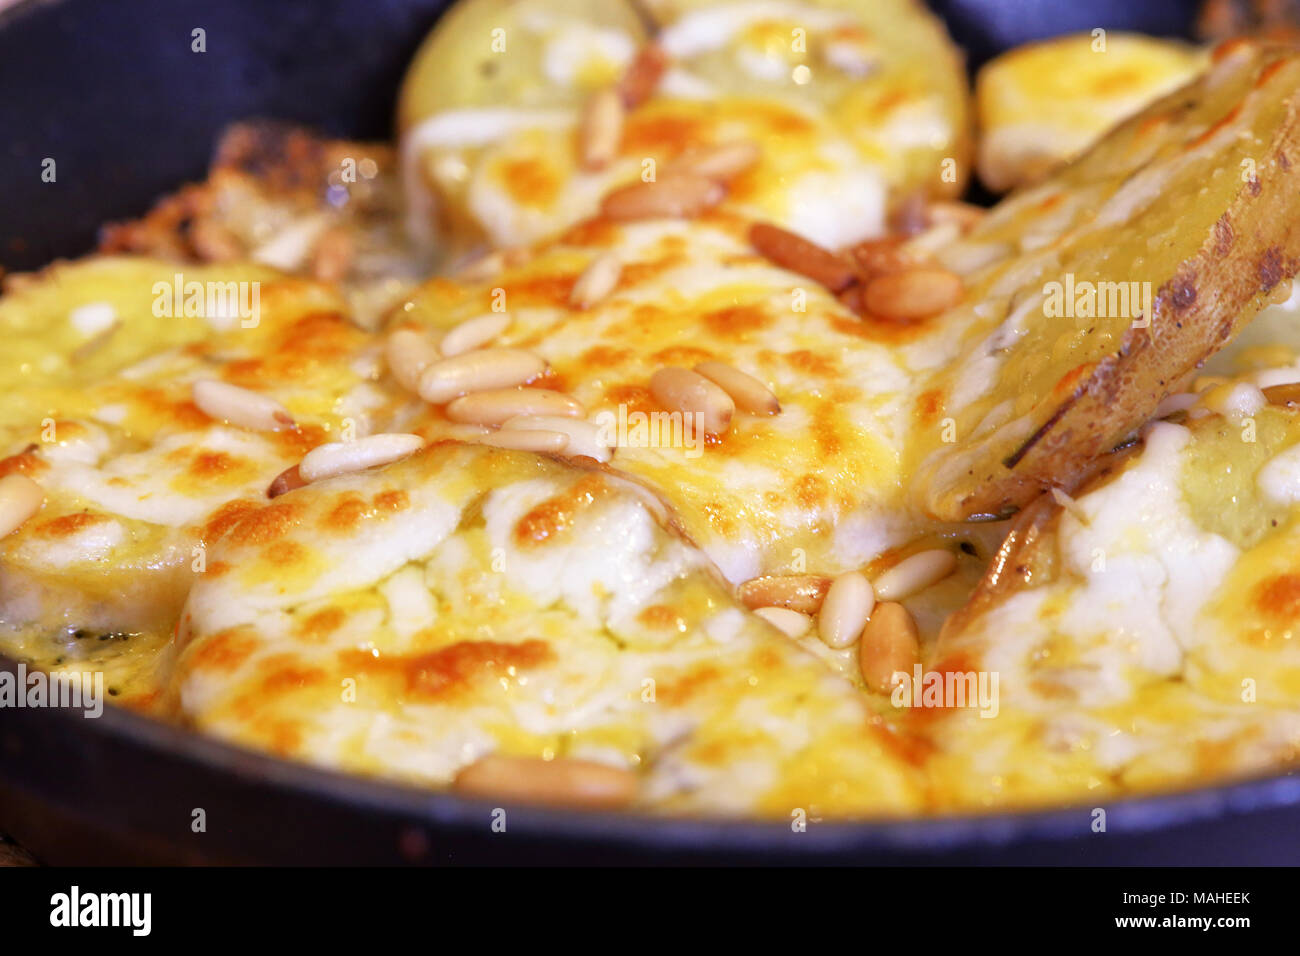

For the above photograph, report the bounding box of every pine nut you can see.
[439,312,511,358]
[453,754,637,809]
[737,574,830,614]
[580,87,624,170]
[862,268,964,321]
[872,549,956,601]
[478,429,570,453]
[192,379,294,431]
[445,388,584,426]
[267,464,306,499]
[649,367,734,436]
[669,140,760,183]
[818,571,875,649]
[570,252,622,308]
[0,474,44,538]
[754,606,811,637]
[502,415,612,463]
[456,250,506,281]
[298,433,425,483]
[619,43,668,108]
[386,327,442,392]
[694,361,779,416]
[600,173,725,221]
[900,221,962,258]
[847,237,915,279]
[858,602,920,694]
[749,222,857,293]
[1264,382,1300,406]
[417,349,547,404]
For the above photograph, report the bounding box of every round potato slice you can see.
[397,0,970,258]
[976,31,1208,192]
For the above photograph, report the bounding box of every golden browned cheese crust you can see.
[0,256,419,702]
[170,442,925,817]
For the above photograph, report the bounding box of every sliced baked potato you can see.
[910,41,1300,521]
[975,31,1208,192]
[397,0,970,256]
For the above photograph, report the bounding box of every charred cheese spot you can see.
[514,474,610,546]
[297,606,347,642]
[1253,572,1300,620]
[498,157,563,208]
[228,499,307,546]
[343,639,553,698]
[33,512,108,538]
[189,627,261,674]
[702,305,771,339]
[373,489,410,513]
[202,499,261,543]
[263,539,309,567]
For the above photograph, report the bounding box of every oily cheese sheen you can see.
[0,257,418,701]
[392,215,962,586]
[911,42,1300,521]
[170,442,923,817]
[397,0,970,255]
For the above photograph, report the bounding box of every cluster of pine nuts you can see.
[578,41,759,223]
[748,201,985,324]
[740,549,958,693]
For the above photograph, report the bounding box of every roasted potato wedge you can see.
[911,42,1300,522]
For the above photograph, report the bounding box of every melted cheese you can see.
[396,217,962,584]
[171,443,923,816]
[0,257,419,700]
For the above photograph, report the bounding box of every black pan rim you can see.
[4,0,1297,860]
[6,653,1298,855]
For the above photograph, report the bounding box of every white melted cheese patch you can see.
[69,302,118,337]
[541,22,636,88]
[1258,443,1300,506]
[43,427,286,528]
[658,2,851,58]
[1051,423,1239,687]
